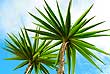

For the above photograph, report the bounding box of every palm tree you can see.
[4,28,60,74]
[27,0,110,74]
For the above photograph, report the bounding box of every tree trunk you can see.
[25,62,32,74]
[58,42,68,74]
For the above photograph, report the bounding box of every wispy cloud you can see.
[0,0,64,34]
[93,0,110,21]
[0,0,39,34]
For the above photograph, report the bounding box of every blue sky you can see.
[0,0,110,74]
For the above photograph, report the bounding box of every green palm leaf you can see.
[77,21,105,33]
[72,4,93,28]
[69,19,87,38]
[72,43,103,72]
[65,0,72,36]
[44,7,62,34]
[4,56,25,60]
[66,46,71,74]
[14,61,28,70]
[79,46,105,65]
[26,29,60,39]
[74,29,110,38]
[40,64,49,74]
[70,44,76,74]
[78,16,96,29]
[28,12,59,35]
[44,0,62,29]
[56,0,65,32]
[72,39,110,55]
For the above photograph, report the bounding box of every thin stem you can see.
[25,62,32,74]
[58,42,68,74]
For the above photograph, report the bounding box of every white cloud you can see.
[91,0,110,21]
[94,0,110,17]
[0,0,63,34]
[86,0,110,50]
[0,0,37,33]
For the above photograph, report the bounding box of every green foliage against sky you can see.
[3,0,110,74]
[27,0,110,74]
[4,28,60,74]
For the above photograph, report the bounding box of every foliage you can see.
[26,0,110,74]
[4,27,60,74]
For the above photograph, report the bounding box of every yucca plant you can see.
[4,28,60,74]
[27,0,110,74]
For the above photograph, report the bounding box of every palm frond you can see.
[4,28,59,74]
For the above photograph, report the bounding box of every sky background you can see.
[1,0,110,74]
